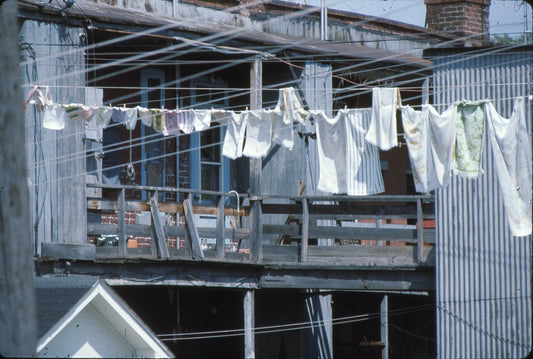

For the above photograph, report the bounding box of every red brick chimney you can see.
[425,0,491,46]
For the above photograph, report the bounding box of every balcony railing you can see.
[87,184,435,267]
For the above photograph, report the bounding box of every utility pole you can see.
[0,0,37,356]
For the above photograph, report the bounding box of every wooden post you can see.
[416,199,424,263]
[150,191,170,259]
[249,55,263,261]
[183,194,204,259]
[117,188,127,256]
[301,199,309,262]
[216,195,225,259]
[381,295,389,359]
[0,0,37,355]
[244,290,255,359]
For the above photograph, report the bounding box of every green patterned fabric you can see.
[150,109,165,132]
[453,101,485,178]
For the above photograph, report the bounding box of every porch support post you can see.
[250,55,263,261]
[381,295,389,359]
[216,195,225,259]
[117,188,127,256]
[304,289,333,359]
[244,290,255,359]
[416,199,424,263]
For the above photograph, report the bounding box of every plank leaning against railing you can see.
[86,184,435,266]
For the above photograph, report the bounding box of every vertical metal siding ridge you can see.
[434,52,532,359]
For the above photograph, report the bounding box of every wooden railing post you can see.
[301,199,309,262]
[250,199,263,261]
[150,190,170,259]
[183,193,204,259]
[216,195,225,259]
[416,199,424,263]
[117,188,127,256]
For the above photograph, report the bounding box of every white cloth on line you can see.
[271,87,308,150]
[124,108,138,130]
[137,106,152,127]
[42,104,68,130]
[312,110,347,194]
[193,109,212,132]
[163,110,179,136]
[178,109,195,134]
[342,108,385,195]
[275,87,308,124]
[25,85,53,112]
[242,110,272,158]
[63,104,94,123]
[401,104,456,193]
[222,111,248,159]
[485,98,532,237]
[365,87,401,151]
[270,108,294,149]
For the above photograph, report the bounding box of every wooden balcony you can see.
[34,183,436,291]
[85,184,435,268]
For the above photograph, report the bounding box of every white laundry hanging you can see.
[485,98,532,237]
[242,110,272,158]
[365,87,401,151]
[401,104,456,193]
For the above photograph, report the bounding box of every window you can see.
[140,69,178,200]
[190,78,230,203]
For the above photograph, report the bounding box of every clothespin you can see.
[344,105,347,110]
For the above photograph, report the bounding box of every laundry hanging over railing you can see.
[25,85,532,236]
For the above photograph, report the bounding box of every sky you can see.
[292,0,531,38]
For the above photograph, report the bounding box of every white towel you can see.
[313,110,347,194]
[270,108,294,149]
[401,104,456,193]
[42,104,68,130]
[485,98,532,237]
[222,111,248,159]
[365,87,401,151]
[343,108,385,195]
[243,110,272,158]
[193,109,211,132]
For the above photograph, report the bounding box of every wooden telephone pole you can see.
[0,0,37,356]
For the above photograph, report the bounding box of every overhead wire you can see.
[20,0,531,184]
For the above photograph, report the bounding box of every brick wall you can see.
[425,0,490,46]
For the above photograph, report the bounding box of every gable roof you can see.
[35,276,173,358]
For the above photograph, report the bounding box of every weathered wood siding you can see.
[21,20,87,252]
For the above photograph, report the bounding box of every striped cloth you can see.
[312,108,384,195]
[342,108,384,195]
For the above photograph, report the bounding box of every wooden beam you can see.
[87,223,250,239]
[249,55,263,263]
[183,195,204,259]
[87,199,248,216]
[0,1,36,354]
[301,199,309,262]
[244,290,255,359]
[216,196,225,259]
[117,188,127,256]
[150,192,170,259]
[381,295,389,359]
[416,199,424,263]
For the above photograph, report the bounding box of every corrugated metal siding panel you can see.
[433,50,532,359]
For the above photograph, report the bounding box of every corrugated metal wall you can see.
[432,49,532,358]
